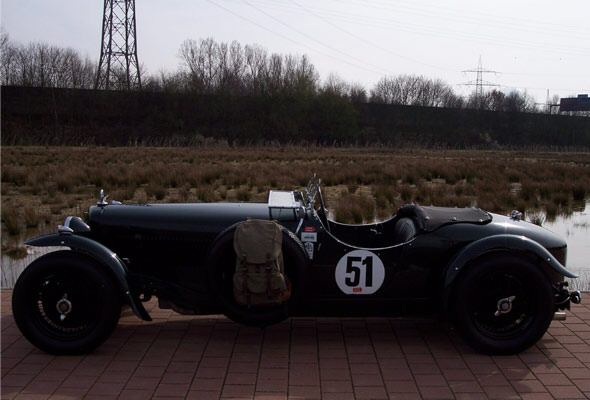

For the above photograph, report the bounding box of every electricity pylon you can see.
[462,56,498,107]
[95,0,141,90]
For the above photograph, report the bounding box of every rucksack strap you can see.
[265,254,272,299]
[242,269,250,306]
[238,254,247,271]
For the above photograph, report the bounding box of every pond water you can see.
[1,246,66,289]
[543,201,590,291]
[2,203,589,290]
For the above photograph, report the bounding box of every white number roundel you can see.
[335,250,385,295]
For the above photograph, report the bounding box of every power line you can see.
[497,84,589,93]
[288,0,455,72]
[248,0,589,78]
[334,0,590,37]
[205,0,388,76]
[453,81,587,94]
[241,0,394,76]
[498,71,590,78]
[207,0,587,97]
[249,0,589,46]
[242,0,590,57]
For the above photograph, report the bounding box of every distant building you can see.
[559,94,590,115]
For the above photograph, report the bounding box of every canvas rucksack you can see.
[233,219,291,306]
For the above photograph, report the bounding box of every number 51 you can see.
[344,256,373,287]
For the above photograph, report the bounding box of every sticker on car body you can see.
[301,232,317,242]
[304,242,314,259]
[335,250,385,295]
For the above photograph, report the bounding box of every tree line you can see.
[0,33,95,89]
[1,32,539,113]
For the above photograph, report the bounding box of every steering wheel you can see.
[316,184,330,232]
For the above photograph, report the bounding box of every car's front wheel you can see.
[451,255,555,354]
[12,251,121,355]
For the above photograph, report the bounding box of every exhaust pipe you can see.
[553,311,567,321]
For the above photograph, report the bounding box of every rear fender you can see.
[25,233,151,321]
[444,234,577,288]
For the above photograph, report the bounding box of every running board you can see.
[553,311,566,321]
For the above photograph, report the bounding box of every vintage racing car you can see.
[12,177,582,355]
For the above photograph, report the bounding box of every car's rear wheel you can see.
[12,251,121,355]
[207,228,307,327]
[451,255,554,354]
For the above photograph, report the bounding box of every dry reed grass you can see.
[1,147,589,240]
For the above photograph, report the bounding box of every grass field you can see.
[2,146,590,257]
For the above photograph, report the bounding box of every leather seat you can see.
[392,217,416,243]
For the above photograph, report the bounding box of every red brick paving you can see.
[1,289,589,399]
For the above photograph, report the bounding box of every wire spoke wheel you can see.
[12,251,121,355]
[469,271,533,340]
[32,271,100,340]
[451,255,555,354]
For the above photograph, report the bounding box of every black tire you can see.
[12,251,121,355]
[450,254,554,355]
[207,227,307,327]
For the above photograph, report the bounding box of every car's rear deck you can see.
[1,289,589,399]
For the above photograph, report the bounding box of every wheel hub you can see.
[494,295,515,317]
[56,295,72,321]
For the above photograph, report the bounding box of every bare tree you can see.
[322,73,349,96]
[504,90,536,112]
[348,82,367,103]
[178,37,318,97]
[467,89,537,112]
[370,75,457,107]
[1,31,18,85]
[321,74,367,102]
[1,35,96,88]
[285,54,318,96]
[244,44,268,94]
[468,90,504,110]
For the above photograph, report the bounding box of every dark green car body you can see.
[25,192,576,322]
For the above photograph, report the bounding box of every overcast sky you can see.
[1,0,589,102]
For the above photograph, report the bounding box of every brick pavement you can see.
[1,289,589,399]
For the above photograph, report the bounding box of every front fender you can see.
[25,233,151,321]
[444,234,578,288]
